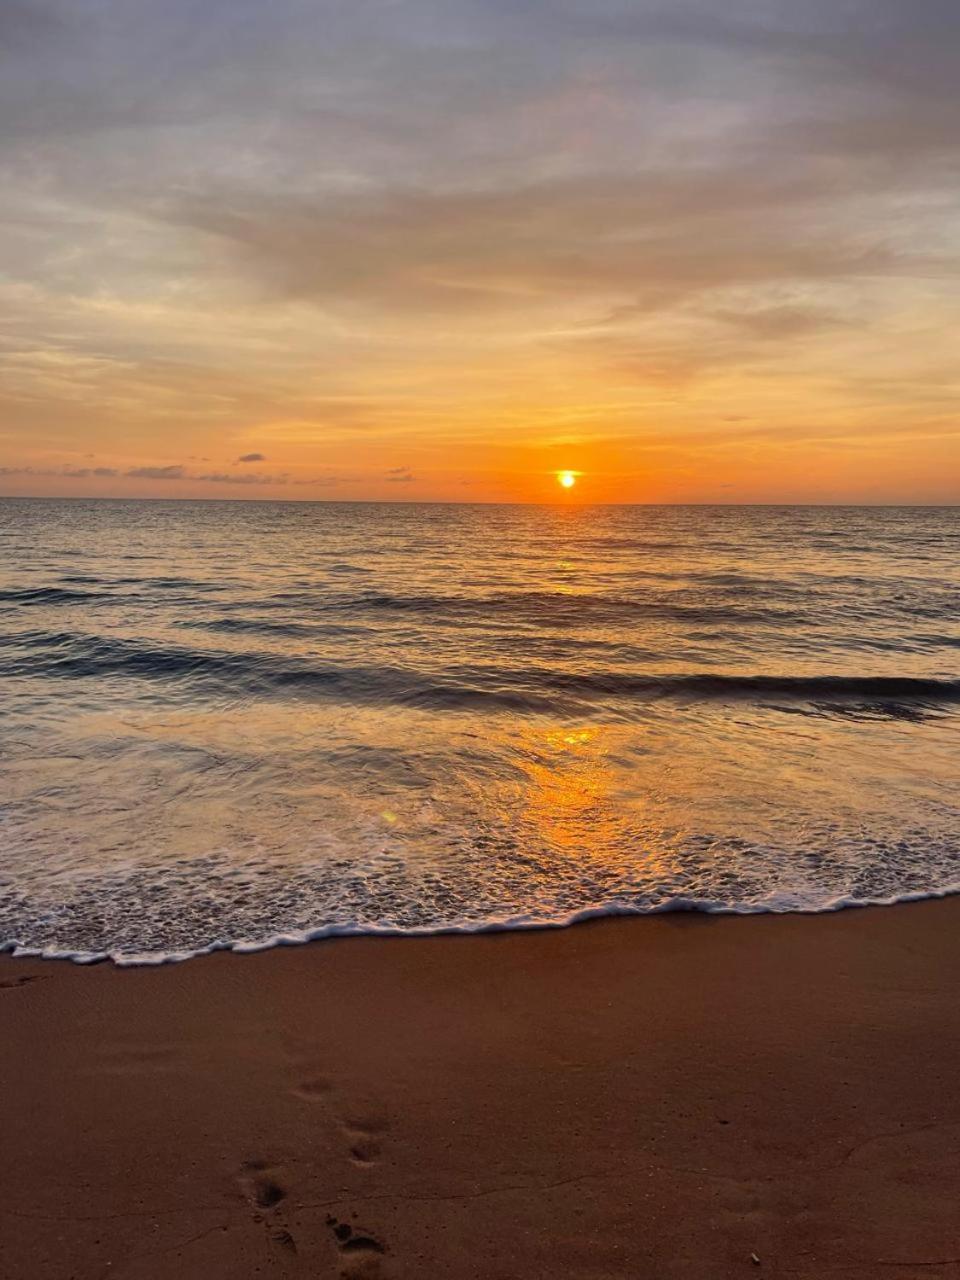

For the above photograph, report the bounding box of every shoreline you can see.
[8,884,960,967]
[3,898,960,1277]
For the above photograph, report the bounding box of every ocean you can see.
[1,498,958,963]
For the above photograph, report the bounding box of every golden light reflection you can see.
[518,724,628,858]
[508,722,683,887]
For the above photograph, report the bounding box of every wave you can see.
[0,581,795,628]
[4,630,959,713]
[0,579,231,606]
[7,580,956,639]
[6,883,960,966]
[0,585,108,605]
[174,616,348,639]
[541,671,960,703]
[262,587,797,628]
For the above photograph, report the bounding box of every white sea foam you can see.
[4,882,960,967]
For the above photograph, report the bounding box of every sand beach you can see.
[3,900,960,1278]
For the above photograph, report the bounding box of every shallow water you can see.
[1,499,958,962]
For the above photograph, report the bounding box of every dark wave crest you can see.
[0,586,108,605]
[4,629,959,715]
[264,587,795,629]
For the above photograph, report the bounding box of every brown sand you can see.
[2,900,960,1279]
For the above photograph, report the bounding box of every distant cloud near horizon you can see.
[386,467,415,483]
[0,459,351,493]
[196,471,287,485]
[0,465,118,478]
[237,452,266,463]
[126,465,185,481]
[126,464,293,485]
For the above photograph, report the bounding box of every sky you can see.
[1,0,958,504]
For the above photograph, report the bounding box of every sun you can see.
[557,470,577,490]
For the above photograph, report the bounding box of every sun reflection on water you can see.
[518,723,630,858]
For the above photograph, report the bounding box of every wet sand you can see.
[2,900,960,1279]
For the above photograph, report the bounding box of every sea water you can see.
[1,499,958,962]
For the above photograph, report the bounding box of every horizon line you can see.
[1,493,957,510]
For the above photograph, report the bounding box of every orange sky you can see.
[2,1,958,504]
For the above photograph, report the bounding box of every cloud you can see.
[162,170,908,321]
[0,460,344,489]
[236,452,265,462]
[0,1,67,55]
[195,471,286,485]
[385,466,415,483]
[125,464,185,480]
[0,464,117,477]
[125,465,303,486]
[711,303,853,340]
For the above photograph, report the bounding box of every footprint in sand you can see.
[292,1076,334,1101]
[0,975,45,990]
[327,1215,386,1277]
[270,1227,297,1254]
[239,1159,288,1210]
[348,1139,380,1165]
[238,1161,299,1256]
[341,1115,388,1167]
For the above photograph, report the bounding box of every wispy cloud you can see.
[0,464,117,477]
[125,465,311,487]
[196,471,288,485]
[126,465,185,480]
[0,459,347,491]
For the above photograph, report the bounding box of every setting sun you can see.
[557,471,577,490]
